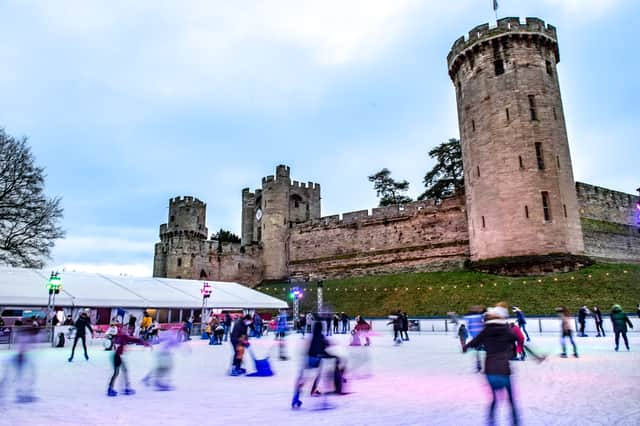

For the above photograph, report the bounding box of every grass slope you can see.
[256,263,640,317]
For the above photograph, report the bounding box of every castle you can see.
[153,18,640,286]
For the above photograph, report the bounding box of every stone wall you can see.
[288,197,469,279]
[576,182,640,263]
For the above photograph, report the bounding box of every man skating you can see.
[68,312,94,362]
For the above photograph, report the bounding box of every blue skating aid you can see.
[246,358,273,377]
[200,332,209,340]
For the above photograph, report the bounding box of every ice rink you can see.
[1,330,639,426]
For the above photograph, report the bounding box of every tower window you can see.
[505,108,510,121]
[553,107,557,120]
[541,192,552,221]
[456,81,462,94]
[472,120,476,132]
[528,95,538,121]
[518,155,524,169]
[494,59,504,76]
[563,204,568,218]
[556,156,561,169]
[177,258,182,267]
[535,143,545,170]
[546,60,553,76]
[525,205,529,219]
[476,166,480,177]
[481,216,486,228]
[170,215,175,223]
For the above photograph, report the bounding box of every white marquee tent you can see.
[0,267,288,310]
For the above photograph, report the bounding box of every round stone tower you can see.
[447,17,584,267]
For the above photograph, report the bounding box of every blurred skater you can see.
[1,326,40,403]
[401,312,409,341]
[142,329,183,391]
[230,314,253,375]
[292,321,331,409]
[577,306,589,337]
[464,305,520,426]
[457,323,469,352]
[592,306,605,337]
[68,312,94,362]
[276,310,289,360]
[388,310,403,344]
[464,305,485,372]
[107,325,150,396]
[610,304,633,351]
[350,316,371,346]
[556,307,578,358]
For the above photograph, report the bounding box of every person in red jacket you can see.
[510,322,526,361]
[107,325,150,397]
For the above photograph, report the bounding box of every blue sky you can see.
[0,0,637,276]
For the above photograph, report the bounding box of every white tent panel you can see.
[0,268,288,310]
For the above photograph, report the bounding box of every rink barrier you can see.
[365,316,640,335]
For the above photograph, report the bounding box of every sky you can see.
[0,0,638,277]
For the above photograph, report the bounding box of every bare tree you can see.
[0,128,64,268]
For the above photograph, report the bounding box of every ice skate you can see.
[107,387,118,397]
[16,394,38,403]
[154,383,174,391]
[123,388,136,395]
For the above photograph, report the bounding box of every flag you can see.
[493,0,498,11]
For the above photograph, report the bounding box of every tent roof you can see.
[0,268,288,310]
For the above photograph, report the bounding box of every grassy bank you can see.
[256,263,640,316]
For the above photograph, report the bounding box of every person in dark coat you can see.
[340,312,349,334]
[230,314,253,375]
[223,313,232,341]
[387,310,402,344]
[292,321,331,409]
[332,314,340,335]
[610,304,633,351]
[401,312,409,341]
[577,306,589,337]
[68,312,94,362]
[464,306,520,426]
[107,325,150,396]
[592,306,605,337]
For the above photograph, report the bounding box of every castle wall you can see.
[576,182,640,263]
[288,197,469,279]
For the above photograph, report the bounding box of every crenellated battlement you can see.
[447,17,559,80]
[291,180,321,191]
[169,196,206,208]
[293,197,463,231]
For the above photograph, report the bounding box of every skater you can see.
[325,315,332,336]
[610,304,633,351]
[637,303,640,319]
[142,329,182,391]
[127,314,136,336]
[512,307,530,341]
[229,314,253,375]
[107,325,151,396]
[387,310,402,344]
[457,323,469,352]
[292,321,331,409]
[464,305,485,372]
[577,305,589,337]
[214,322,225,344]
[556,306,578,358]
[276,309,289,360]
[3,326,40,403]
[68,312,94,362]
[104,321,119,351]
[253,312,263,338]
[140,311,152,339]
[223,313,232,341]
[299,314,307,337]
[333,313,340,335]
[351,316,371,346]
[63,315,74,326]
[306,312,314,334]
[463,305,520,426]
[592,305,606,337]
[401,312,409,341]
[509,322,526,361]
[341,312,349,334]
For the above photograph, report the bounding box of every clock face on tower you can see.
[255,208,263,221]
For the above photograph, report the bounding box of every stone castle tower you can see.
[241,165,321,280]
[447,17,584,264]
[153,196,209,279]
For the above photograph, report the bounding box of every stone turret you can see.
[448,17,584,267]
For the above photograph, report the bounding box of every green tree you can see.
[368,168,413,207]
[213,229,241,244]
[0,128,65,267]
[418,138,464,200]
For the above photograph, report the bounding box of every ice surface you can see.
[1,332,638,425]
